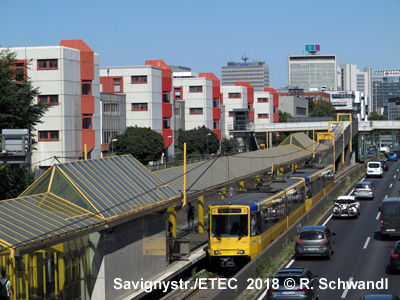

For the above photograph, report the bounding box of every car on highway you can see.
[389,240,400,273]
[266,268,319,300]
[379,197,400,239]
[366,161,383,178]
[332,195,360,218]
[387,152,398,161]
[380,160,389,171]
[353,181,375,200]
[359,295,400,300]
[295,225,335,259]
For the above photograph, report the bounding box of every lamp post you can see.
[111,138,117,155]
[206,133,211,156]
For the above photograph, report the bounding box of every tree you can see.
[221,137,235,154]
[309,99,336,118]
[278,110,292,123]
[368,111,388,120]
[178,126,219,155]
[0,49,49,200]
[0,49,49,132]
[114,126,165,164]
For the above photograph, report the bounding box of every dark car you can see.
[389,240,400,273]
[380,160,389,171]
[359,295,400,300]
[295,225,335,259]
[266,268,319,300]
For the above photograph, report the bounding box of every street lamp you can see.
[206,133,211,155]
[111,138,117,155]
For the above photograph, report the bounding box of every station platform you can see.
[123,220,209,300]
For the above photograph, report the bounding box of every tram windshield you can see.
[211,214,248,238]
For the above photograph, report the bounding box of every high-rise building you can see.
[221,56,270,91]
[372,70,400,112]
[288,45,337,91]
[338,64,372,112]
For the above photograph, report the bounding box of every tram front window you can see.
[211,215,248,237]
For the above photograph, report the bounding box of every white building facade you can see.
[220,86,248,137]
[10,40,101,169]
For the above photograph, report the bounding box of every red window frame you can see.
[228,93,241,99]
[163,118,171,129]
[113,78,122,92]
[131,76,148,84]
[189,108,203,115]
[163,92,170,103]
[213,120,219,129]
[82,80,92,95]
[131,103,148,111]
[258,113,269,119]
[12,60,27,81]
[82,115,93,130]
[38,95,59,105]
[37,59,58,70]
[38,131,59,141]
[189,86,203,93]
[213,99,219,108]
[174,87,183,100]
[257,98,269,103]
[229,111,234,117]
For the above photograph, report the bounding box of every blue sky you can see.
[1,0,399,88]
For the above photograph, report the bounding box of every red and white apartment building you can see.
[100,60,173,154]
[8,40,101,169]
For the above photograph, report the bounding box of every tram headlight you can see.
[237,250,245,254]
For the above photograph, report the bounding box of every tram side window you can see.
[250,212,261,237]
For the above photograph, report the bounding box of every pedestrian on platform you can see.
[0,269,12,300]
[186,202,196,232]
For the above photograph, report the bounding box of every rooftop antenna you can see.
[241,53,249,63]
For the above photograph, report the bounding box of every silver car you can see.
[295,225,336,259]
[266,268,319,300]
[332,196,360,218]
[353,181,375,200]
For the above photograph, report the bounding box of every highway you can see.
[276,160,400,299]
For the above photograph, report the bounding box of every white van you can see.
[366,161,383,178]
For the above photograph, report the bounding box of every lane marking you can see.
[322,214,332,226]
[385,195,388,199]
[363,237,370,249]
[395,175,397,179]
[376,212,381,220]
[390,183,393,188]
[286,259,295,268]
[341,277,353,298]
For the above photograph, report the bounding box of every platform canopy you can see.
[0,155,179,251]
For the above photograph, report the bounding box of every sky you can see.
[1,0,399,88]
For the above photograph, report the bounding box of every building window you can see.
[131,76,147,84]
[38,95,59,105]
[163,118,171,129]
[213,120,219,129]
[38,131,59,141]
[190,108,203,115]
[82,115,92,129]
[113,78,121,92]
[132,103,148,111]
[104,103,120,112]
[37,59,58,70]
[82,80,92,95]
[189,86,203,93]
[174,87,182,100]
[213,100,219,108]
[229,111,234,117]
[228,93,241,98]
[13,61,26,81]
[163,92,170,103]
[257,98,269,103]
[258,113,269,119]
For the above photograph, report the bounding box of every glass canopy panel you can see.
[20,168,52,197]
[292,137,308,151]
[50,169,97,214]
